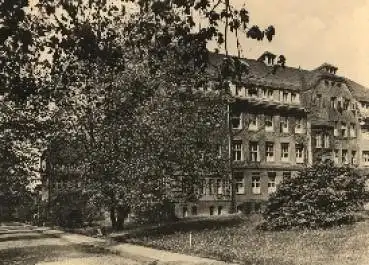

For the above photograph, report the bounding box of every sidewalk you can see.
[42,228,236,265]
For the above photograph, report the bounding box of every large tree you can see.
[1,0,276,226]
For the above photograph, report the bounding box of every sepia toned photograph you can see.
[1,1,369,264]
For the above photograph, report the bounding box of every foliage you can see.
[1,0,276,226]
[261,161,369,230]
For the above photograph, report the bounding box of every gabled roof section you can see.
[207,51,369,98]
[345,78,369,102]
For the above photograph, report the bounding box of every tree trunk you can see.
[116,206,129,231]
[109,207,117,230]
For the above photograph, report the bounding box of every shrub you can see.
[260,161,369,230]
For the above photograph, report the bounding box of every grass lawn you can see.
[125,214,369,265]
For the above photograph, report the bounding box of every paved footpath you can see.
[0,222,235,265]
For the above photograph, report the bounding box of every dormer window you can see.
[316,63,338,75]
[258,51,276,66]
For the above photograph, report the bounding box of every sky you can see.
[210,0,369,87]
[29,0,369,87]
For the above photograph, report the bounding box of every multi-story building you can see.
[41,51,369,219]
[176,51,369,217]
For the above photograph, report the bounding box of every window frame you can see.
[265,142,275,162]
[251,173,261,194]
[232,140,243,161]
[249,141,260,162]
[281,143,290,161]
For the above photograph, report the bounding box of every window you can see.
[315,134,322,148]
[249,141,260,162]
[341,123,348,137]
[262,88,268,98]
[191,206,197,216]
[316,94,322,107]
[265,115,274,132]
[330,97,336,109]
[209,206,214,216]
[235,85,242,96]
[324,134,330,148]
[217,206,223,215]
[334,122,339,136]
[234,172,244,194]
[333,149,339,165]
[267,89,274,99]
[252,173,261,194]
[280,116,289,133]
[363,151,369,165]
[231,112,242,129]
[182,207,188,217]
[208,179,214,195]
[283,92,289,102]
[281,143,289,161]
[265,142,274,162]
[232,140,243,161]
[217,145,222,158]
[352,151,357,165]
[216,179,223,195]
[248,87,258,98]
[282,172,291,179]
[296,144,304,164]
[350,123,356,137]
[343,99,350,110]
[295,118,304,133]
[268,172,276,194]
[291,93,296,103]
[248,114,258,131]
[200,179,206,195]
[342,149,348,164]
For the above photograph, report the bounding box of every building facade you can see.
[176,51,369,217]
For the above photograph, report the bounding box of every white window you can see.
[248,114,258,131]
[216,179,223,195]
[352,151,357,165]
[341,123,348,137]
[248,87,258,98]
[282,92,289,102]
[296,144,304,164]
[350,123,356,137]
[265,115,274,132]
[291,93,300,103]
[280,117,289,133]
[232,140,243,161]
[281,143,289,161]
[262,88,268,98]
[265,142,274,162]
[234,172,244,194]
[249,141,260,162]
[208,179,214,195]
[333,149,339,165]
[295,118,304,133]
[267,172,276,194]
[252,173,261,194]
[334,122,339,137]
[267,89,274,99]
[315,134,322,148]
[331,97,337,109]
[342,149,348,164]
[363,151,369,165]
[231,112,242,129]
[324,134,330,148]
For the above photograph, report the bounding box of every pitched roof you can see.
[208,52,369,100]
